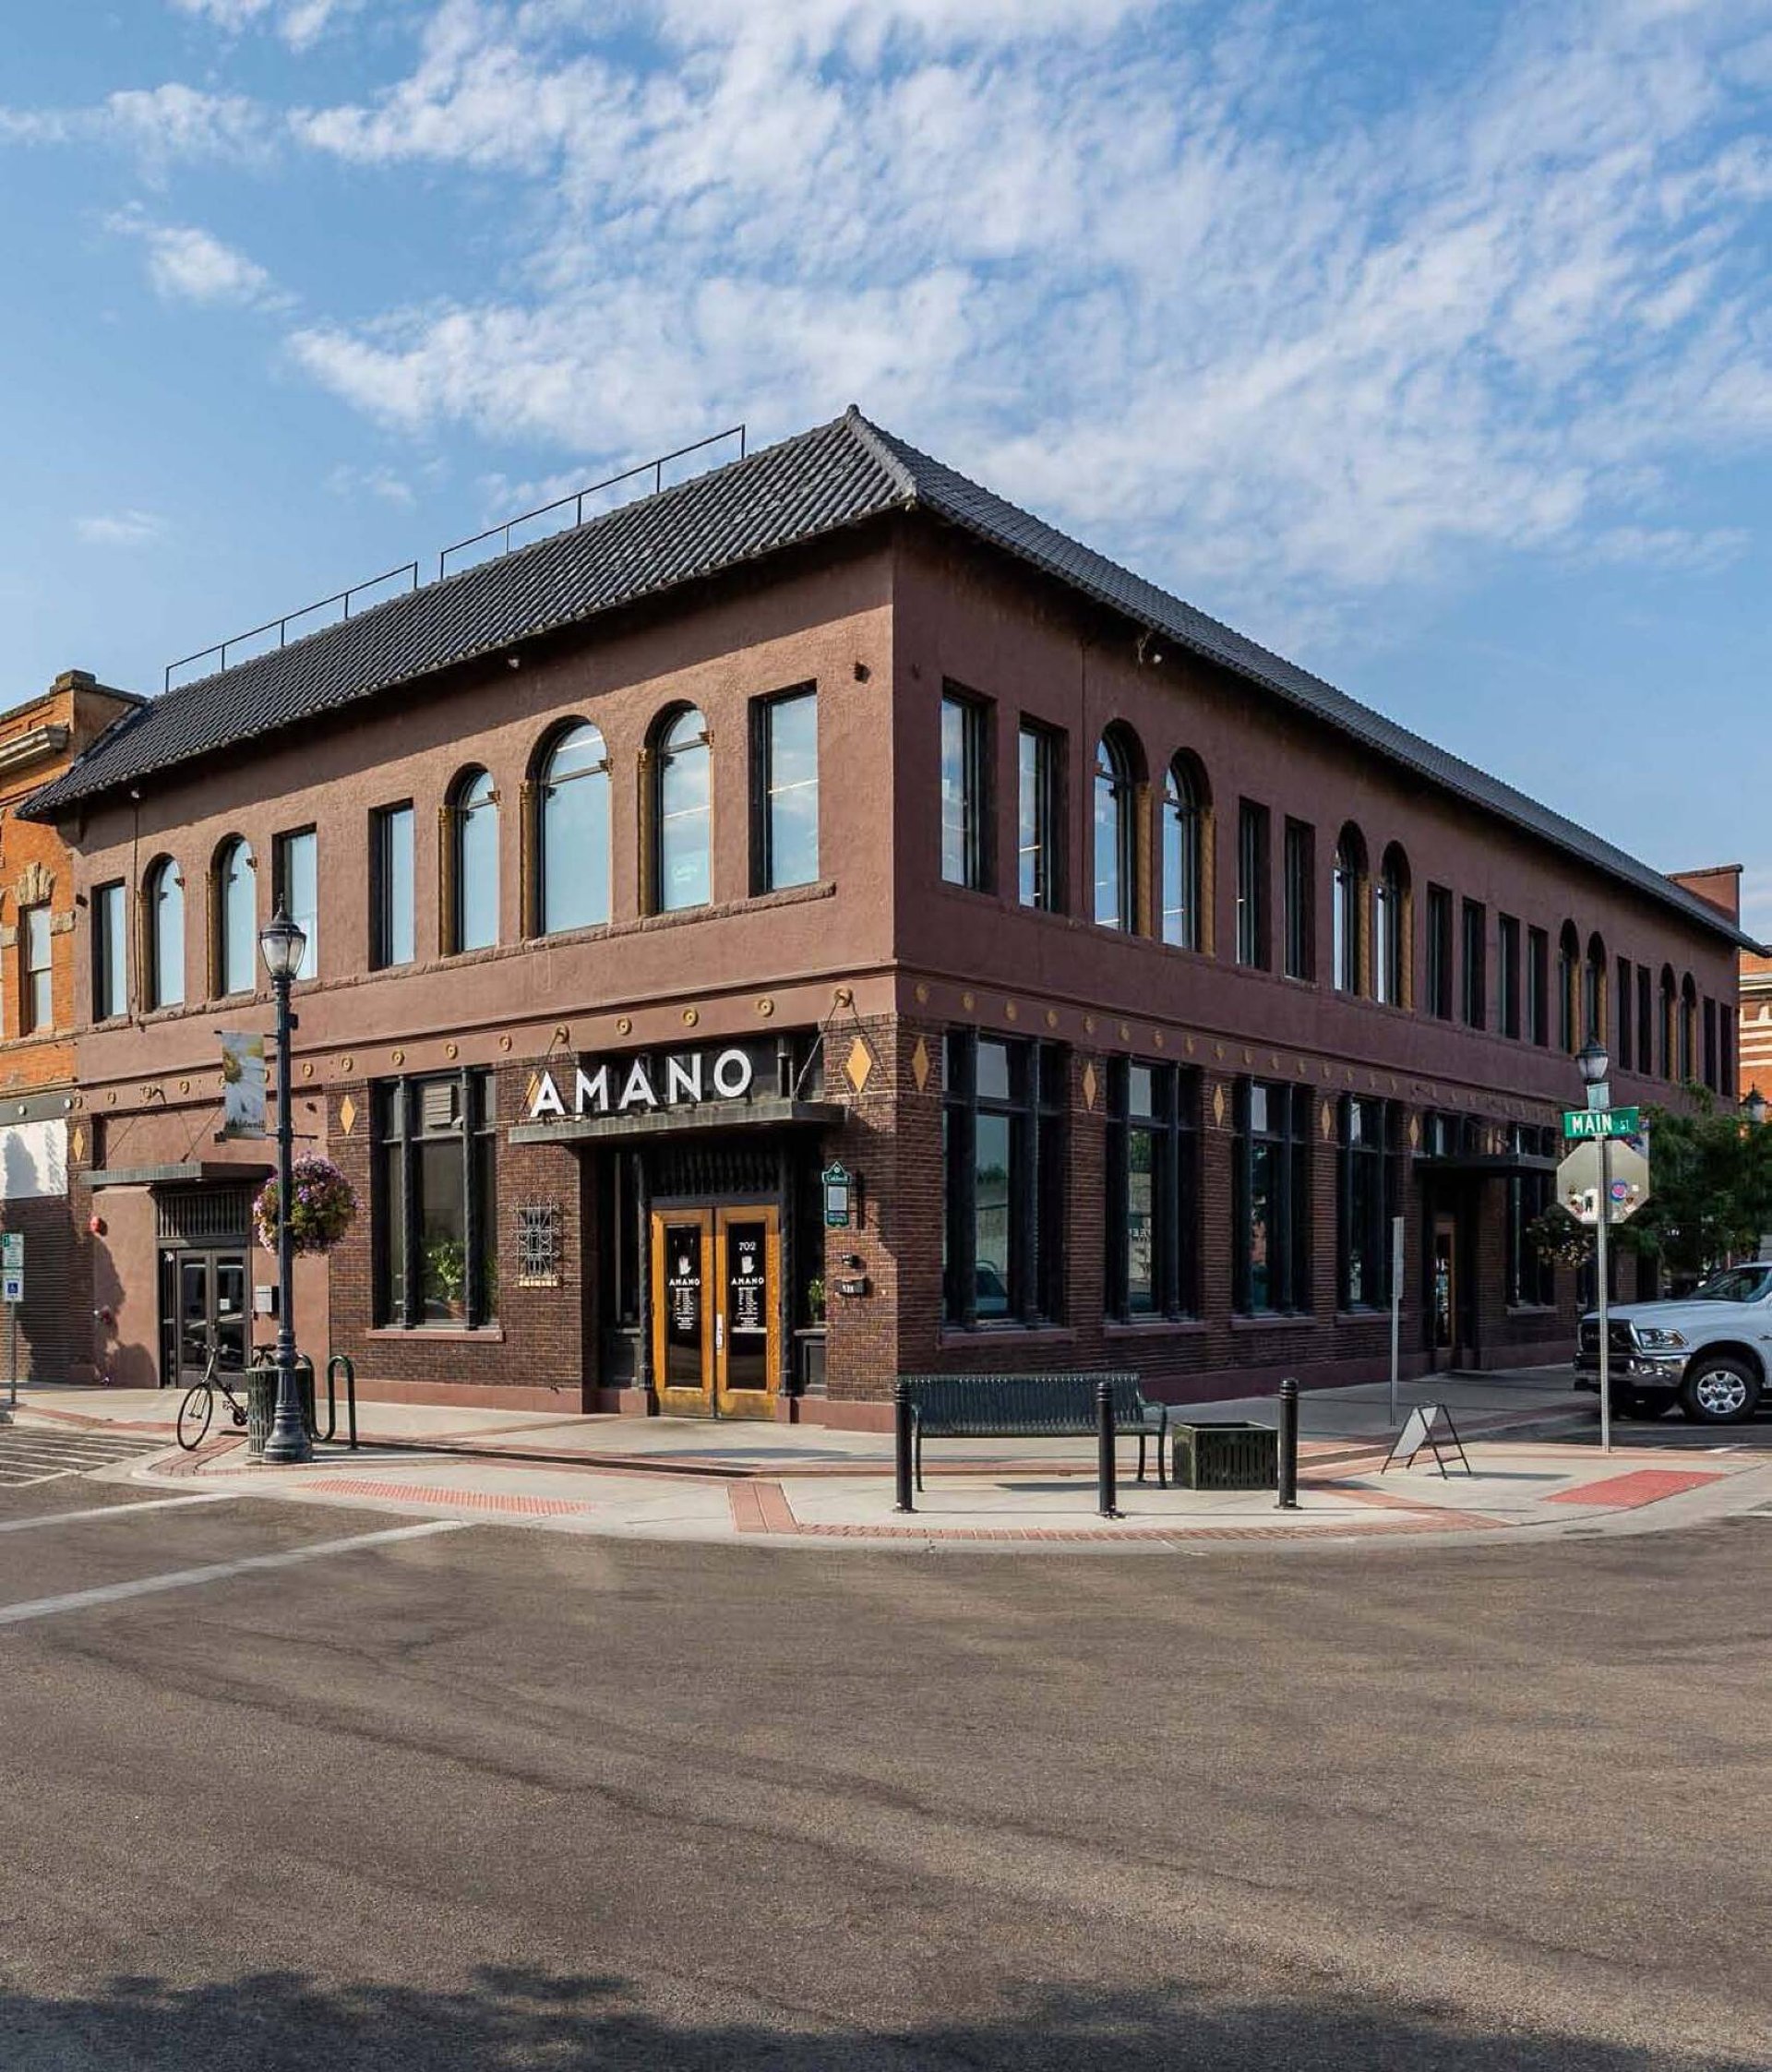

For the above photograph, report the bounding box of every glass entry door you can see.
[163,1250,249,1388]
[649,1205,781,1419]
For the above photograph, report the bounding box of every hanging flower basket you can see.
[254,1156,358,1257]
[1525,1204,1590,1271]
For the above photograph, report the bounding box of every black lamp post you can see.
[259,904,312,1467]
[1745,1085,1767,1129]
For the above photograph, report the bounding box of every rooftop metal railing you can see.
[163,562,420,691]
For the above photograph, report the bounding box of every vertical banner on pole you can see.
[218,1034,268,1139]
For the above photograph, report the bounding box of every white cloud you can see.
[277,0,1772,625]
[325,461,420,507]
[171,0,353,50]
[76,510,165,547]
[109,208,285,308]
[0,83,263,166]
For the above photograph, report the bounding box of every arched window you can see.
[1679,975,1697,1082]
[1558,923,1581,1051]
[1658,965,1676,1077]
[653,707,711,913]
[146,856,185,1011]
[536,723,610,935]
[1093,726,1138,931]
[213,837,256,997]
[1160,754,1204,950]
[1584,932,1607,1047]
[447,768,498,953]
[1332,824,1368,994]
[1374,844,1409,1006]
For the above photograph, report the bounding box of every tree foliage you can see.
[1617,1093,1772,1285]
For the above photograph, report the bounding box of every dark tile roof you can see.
[24,408,1753,949]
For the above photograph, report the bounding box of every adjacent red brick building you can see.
[22,413,1754,1419]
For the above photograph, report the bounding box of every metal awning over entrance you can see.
[510,1098,843,1148]
[1413,1152,1556,1177]
[85,1161,274,1190]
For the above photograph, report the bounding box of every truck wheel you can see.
[1680,1357,1761,1425]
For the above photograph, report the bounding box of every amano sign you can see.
[527,1046,757,1122]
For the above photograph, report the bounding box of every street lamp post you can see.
[1576,1034,1612,1456]
[259,904,312,1467]
[1744,1085,1767,1130]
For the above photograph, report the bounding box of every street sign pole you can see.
[1388,1214,1405,1428]
[1596,1133,1611,1456]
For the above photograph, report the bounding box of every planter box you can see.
[1171,1420,1277,1491]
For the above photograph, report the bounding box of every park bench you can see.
[894,1371,1170,1491]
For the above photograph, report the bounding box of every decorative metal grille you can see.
[157,1188,254,1245]
[516,1204,562,1288]
[651,1142,778,1200]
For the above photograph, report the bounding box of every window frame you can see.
[1425,886,1454,1021]
[445,769,499,954]
[1235,800,1271,970]
[534,723,612,937]
[752,686,819,895]
[941,1031,1066,1329]
[1160,754,1204,951]
[270,827,318,981]
[212,835,257,1000]
[1337,1096,1395,1311]
[1498,915,1522,1039]
[1461,898,1486,1030]
[1017,720,1065,914]
[370,802,416,972]
[20,903,53,1035]
[1092,728,1137,931]
[374,1070,498,1331]
[92,879,127,1023]
[940,687,991,892]
[144,855,186,1012]
[1105,1059,1200,1322]
[1332,827,1366,995]
[1527,926,1550,1047]
[1234,1079,1311,1315]
[1282,818,1314,982]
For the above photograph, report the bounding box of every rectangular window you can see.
[1638,964,1653,1075]
[1615,958,1634,1072]
[375,1072,498,1329]
[756,689,820,892]
[1282,819,1314,981]
[92,880,127,1021]
[370,805,415,971]
[1704,997,1718,1091]
[1498,916,1521,1038]
[1426,887,1455,1020]
[1017,722,1062,912]
[1105,1060,1200,1320]
[1461,899,1486,1029]
[1720,1006,1734,1096]
[941,1032,1065,1326]
[1507,1125,1556,1307]
[21,905,52,1034]
[1527,926,1550,1045]
[1236,801,1270,969]
[1338,1097,1394,1310]
[940,689,989,891]
[1235,1080,1310,1314]
[272,828,318,979]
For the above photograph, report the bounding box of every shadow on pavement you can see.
[0,1966,1753,2070]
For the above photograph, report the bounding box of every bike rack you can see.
[317,1354,358,1451]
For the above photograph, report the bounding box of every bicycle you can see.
[175,1343,270,1451]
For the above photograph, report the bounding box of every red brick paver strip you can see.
[1544,1467,1725,1509]
[303,1479,595,1518]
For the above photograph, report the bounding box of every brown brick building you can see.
[21,413,1755,1420]
[0,670,144,1381]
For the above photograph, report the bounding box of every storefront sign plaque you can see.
[528,1045,757,1122]
[821,1161,852,1228]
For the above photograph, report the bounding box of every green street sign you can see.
[1562,1107,1640,1142]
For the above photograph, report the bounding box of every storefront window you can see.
[941,1032,1066,1326]
[376,1072,498,1329]
[1106,1060,1199,1320]
[1235,1080,1310,1313]
[1338,1097,1393,1310]
[1507,1125,1556,1308]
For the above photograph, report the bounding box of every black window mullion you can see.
[400,1094,420,1331]
[460,1069,480,1328]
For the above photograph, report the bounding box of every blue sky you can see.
[3,0,1771,932]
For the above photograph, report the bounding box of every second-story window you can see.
[1527,925,1550,1045]
[93,880,127,1022]
[371,804,415,969]
[1093,728,1137,931]
[1282,819,1314,980]
[1557,922,1579,1051]
[1425,886,1454,1019]
[1162,755,1204,950]
[539,725,610,932]
[755,689,819,892]
[1616,956,1634,1072]
[1332,825,1366,994]
[145,856,185,1010]
[272,829,317,979]
[446,771,498,953]
[1375,845,1409,1006]
[1018,722,1062,912]
[1236,800,1270,968]
[214,836,256,998]
[1499,916,1522,1038]
[21,905,52,1034]
[940,689,988,890]
[1461,900,1486,1028]
[655,707,711,912]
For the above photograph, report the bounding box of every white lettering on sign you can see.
[527,1047,757,1122]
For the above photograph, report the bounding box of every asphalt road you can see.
[1,1479,1767,2070]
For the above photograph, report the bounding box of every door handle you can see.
[715,1314,724,1353]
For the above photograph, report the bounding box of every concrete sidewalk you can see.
[13,1367,1772,1552]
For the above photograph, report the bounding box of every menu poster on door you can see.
[667,1246,701,1343]
[728,1233,766,1335]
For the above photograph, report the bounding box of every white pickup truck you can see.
[1575,1262,1772,1423]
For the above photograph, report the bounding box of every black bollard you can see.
[1277,1376,1299,1510]
[1096,1378,1122,1519]
[893,1379,915,1514]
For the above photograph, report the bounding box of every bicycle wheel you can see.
[176,1383,214,1452]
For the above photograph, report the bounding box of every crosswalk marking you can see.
[0,1426,168,1487]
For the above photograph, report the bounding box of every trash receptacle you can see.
[1171,1420,1278,1491]
[246,1364,277,1461]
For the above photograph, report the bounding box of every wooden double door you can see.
[650,1204,781,1419]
